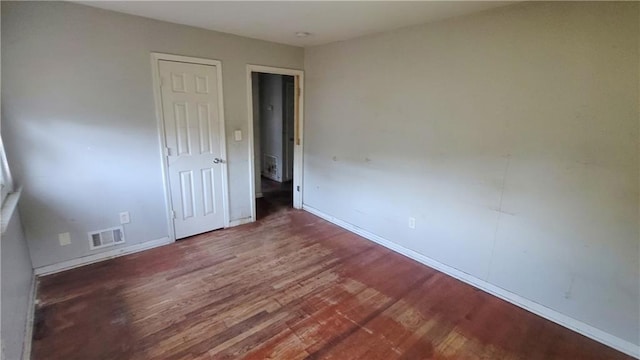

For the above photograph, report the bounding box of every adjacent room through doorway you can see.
[251,72,296,219]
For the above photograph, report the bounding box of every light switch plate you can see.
[234,130,242,141]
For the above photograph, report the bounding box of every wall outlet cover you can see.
[119,211,131,224]
[58,232,71,246]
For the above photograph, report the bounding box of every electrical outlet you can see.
[408,217,416,229]
[58,232,71,246]
[119,211,130,224]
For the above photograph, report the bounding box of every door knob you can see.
[213,158,223,164]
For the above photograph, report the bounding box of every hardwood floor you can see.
[257,177,293,221]
[32,200,631,359]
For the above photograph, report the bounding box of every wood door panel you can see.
[159,60,225,238]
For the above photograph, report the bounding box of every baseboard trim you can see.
[302,204,639,359]
[21,273,36,360]
[34,237,172,276]
[229,217,253,227]
[255,192,264,199]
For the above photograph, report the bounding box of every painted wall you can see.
[304,1,639,348]
[1,210,33,360]
[1,1,303,268]
[259,73,284,182]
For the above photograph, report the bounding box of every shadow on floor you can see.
[257,177,293,220]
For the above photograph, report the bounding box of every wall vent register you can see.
[88,226,125,250]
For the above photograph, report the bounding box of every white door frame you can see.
[246,65,304,221]
[151,52,230,242]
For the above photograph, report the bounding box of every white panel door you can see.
[159,60,226,239]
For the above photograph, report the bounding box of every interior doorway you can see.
[247,65,304,221]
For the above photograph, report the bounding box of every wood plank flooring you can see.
[32,199,631,359]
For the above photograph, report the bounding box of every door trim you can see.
[150,52,230,241]
[246,65,305,222]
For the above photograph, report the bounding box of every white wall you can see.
[1,1,303,268]
[259,73,284,181]
[304,1,639,349]
[1,210,33,360]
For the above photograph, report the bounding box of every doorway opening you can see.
[247,66,303,221]
[254,72,294,218]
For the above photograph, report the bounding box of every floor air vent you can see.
[264,154,278,180]
[88,226,125,250]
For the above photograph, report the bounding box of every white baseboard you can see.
[21,274,36,360]
[255,192,264,199]
[302,204,639,359]
[229,217,253,227]
[34,237,172,276]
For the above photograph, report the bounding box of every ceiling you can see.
[76,1,513,47]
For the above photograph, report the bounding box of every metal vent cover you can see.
[264,154,278,178]
[88,226,125,250]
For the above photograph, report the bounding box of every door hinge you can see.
[297,186,300,192]
[164,147,172,156]
[170,210,176,219]
[297,87,301,97]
